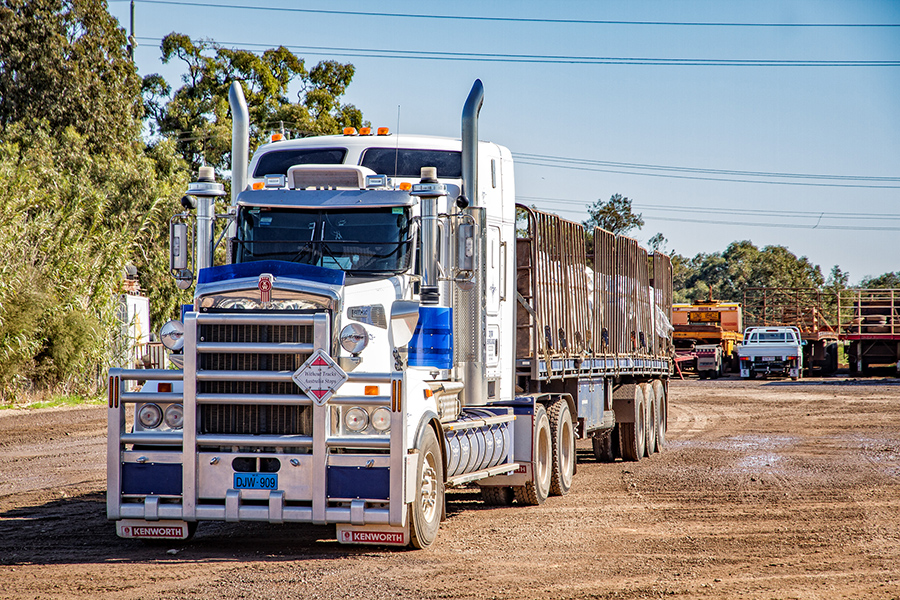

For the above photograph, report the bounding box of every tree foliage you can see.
[144,33,366,172]
[0,0,142,151]
[0,1,189,400]
[672,240,824,303]
[583,194,644,236]
[860,271,900,289]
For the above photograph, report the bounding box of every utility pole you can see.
[127,1,137,62]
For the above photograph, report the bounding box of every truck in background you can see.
[105,80,673,549]
[839,289,900,375]
[742,287,838,375]
[738,326,803,380]
[672,298,742,376]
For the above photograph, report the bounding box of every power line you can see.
[514,153,900,183]
[118,1,900,28]
[518,197,900,231]
[640,215,900,232]
[518,197,900,221]
[515,158,900,188]
[133,37,900,68]
[522,196,900,221]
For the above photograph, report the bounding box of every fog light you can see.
[160,320,184,351]
[138,403,162,429]
[345,407,368,432]
[371,407,391,432]
[340,323,369,355]
[164,404,184,429]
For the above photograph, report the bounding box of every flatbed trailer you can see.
[513,206,673,463]
[839,289,900,375]
[671,300,742,374]
[743,288,839,375]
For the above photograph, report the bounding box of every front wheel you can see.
[409,426,444,549]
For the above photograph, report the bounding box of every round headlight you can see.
[164,404,184,429]
[160,320,185,351]
[138,403,163,429]
[344,407,369,432]
[371,407,391,432]
[340,323,369,355]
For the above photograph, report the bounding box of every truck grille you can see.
[200,404,311,435]
[197,320,315,435]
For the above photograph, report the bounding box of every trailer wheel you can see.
[651,379,666,451]
[618,385,645,462]
[409,426,443,549]
[481,486,514,506]
[548,398,575,496]
[513,404,552,506]
[642,383,657,457]
[591,431,615,463]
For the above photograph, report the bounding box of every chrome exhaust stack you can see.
[455,80,487,406]
[229,82,250,207]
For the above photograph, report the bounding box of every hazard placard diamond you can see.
[292,349,348,406]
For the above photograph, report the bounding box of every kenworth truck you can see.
[107,80,673,548]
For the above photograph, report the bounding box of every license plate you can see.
[762,356,775,362]
[234,472,278,490]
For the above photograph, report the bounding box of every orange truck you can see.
[672,300,743,375]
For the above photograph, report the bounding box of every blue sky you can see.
[108,0,900,283]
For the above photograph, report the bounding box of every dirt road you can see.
[1,377,899,599]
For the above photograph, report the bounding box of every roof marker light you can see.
[271,133,284,142]
[377,127,390,136]
[359,127,372,136]
[343,127,357,136]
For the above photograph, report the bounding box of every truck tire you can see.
[591,431,615,463]
[651,379,667,451]
[548,398,575,496]
[409,426,443,549]
[481,486,514,506]
[617,385,645,462]
[513,404,552,506]
[642,383,657,457]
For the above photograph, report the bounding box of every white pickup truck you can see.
[738,326,803,380]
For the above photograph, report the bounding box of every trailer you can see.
[671,299,742,375]
[742,288,839,375]
[106,80,672,548]
[839,289,900,375]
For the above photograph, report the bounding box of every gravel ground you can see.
[1,376,898,599]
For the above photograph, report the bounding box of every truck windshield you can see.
[235,206,412,275]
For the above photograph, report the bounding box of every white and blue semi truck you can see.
[107,81,674,548]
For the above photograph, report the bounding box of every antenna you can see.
[394,105,401,178]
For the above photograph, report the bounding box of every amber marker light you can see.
[343,127,357,136]
[365,385,379,396]
[377,127,390,135]
[399,182,412,191]
[252,182,265,190]
[359,127,372,136]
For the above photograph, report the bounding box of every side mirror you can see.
[170,222,189,271]
[390,300,420,348]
